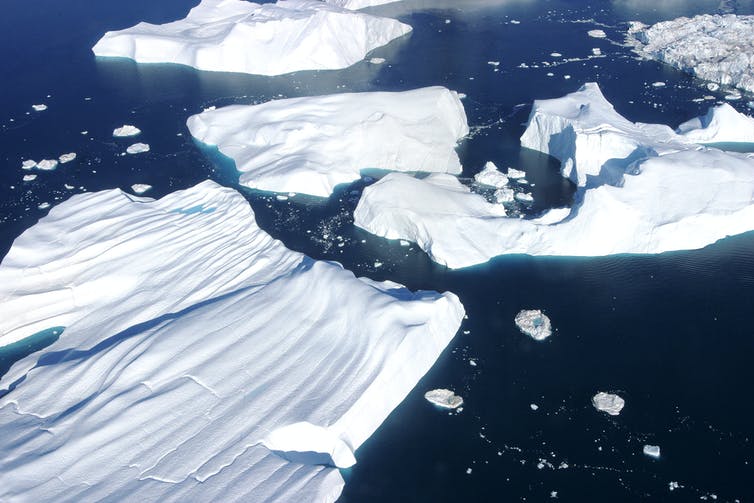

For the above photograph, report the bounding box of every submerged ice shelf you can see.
[92,0,411,76]
[354,83,754,268]
[0,181,464,501]
[629,14,754,94]
[187,87,468,197]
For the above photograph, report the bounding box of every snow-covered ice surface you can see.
[0,181,464,502]
[92,0,412,76]
[629,15,754,93]
[355,83,754,268]
[113,125,141,137]
[474,161,509,188]
[424,389,464,409]
[592,392,625,415]
[514,310,552,341]
[188,87,468,197]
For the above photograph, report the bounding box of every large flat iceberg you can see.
[0,181,463,501]
[92,0,412,76]
[187,87,468,197]
[354,83,754,268]
[629,14,754,93]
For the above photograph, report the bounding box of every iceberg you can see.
[59,152,77,163]
[37,159,58,171]
[126,142,150,154]
[113,124,141,137]
[588,29,607,38]
[354,83,754,268]
[474,161,510,188]
[21,160,36,170]
[629,14,754,93]
[32,104,47,111]
[187,87,468,197]
[92,0,412,76]
[131,183,153,194]
[643,444,661,458]
[22,174,37,182]
[592,392,625,416]
[676,103,754,144]
[0,181,464,502]
[514,309,552,341]
[324,0,401,9]
[424,389,464,409]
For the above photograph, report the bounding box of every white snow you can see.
[131,183,153,194]
[676,103,754,143]
[324,0,400,9]
[93,0,412,76]
[592,392,625,415]
[643,444,661,458]
[354,83,754,268]
[113,124,141,137]
[21,160,36,170]
[588,29,606,38]
[474,161,509,188]
[32,104,47,111]
[494,187,515,204]
[126,142,150,154]
[425,389,464,409]
[187,87,468,197]
[59,152,77,163]
[629,14,754,93]
[0,180,464,502]
[37,159,59,171]
[515,309,552,340]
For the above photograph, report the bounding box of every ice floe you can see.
[0,180,464,502]
[425,389,464,409]
[37,159,58,171]
[474,161,509,188]
[592,392,625,415]
[32,104,47,111]
[643,444,661,458]
[130,183,153,194]
[93,0,411,76]
[59,152,77,163]
[21,160,36,170]
[514,309,552,341]
[588,29,606,38]
[354,83,754,268]
[188,87,468,197]
[113,124,141,137]
[126,142,150,154]
[22,174,37,182]
[629,14,754,93]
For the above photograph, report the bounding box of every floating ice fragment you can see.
[32,104,47,111]
[488,61,500,66]
[59,152,77,163]
[37,159,58,171]
[515,310,552,341]
[510,20,520,24]
[23,174,37,182]
[21,160,37,170]
[126,143,150,155]
[708,82,720,91]
[425,389,464,409]
[507,167,526,179]
[588,29,606,38]
[652,81,666,87]
[592,392,625,415]
[494,187,515,203]
[369,57,386,64]
[530,403,539,411]
[130,184,152,194]
[466,468,472,474]
[515,192,533,203]
[669,481,680,491]
[592,47,602,55]
[550,52,562,57]
[474,161,509,188]
[64,184,75,190]
[643,444,661,458]
[37,202,50,210]
[725,92,742,100]
[113,125,141,137]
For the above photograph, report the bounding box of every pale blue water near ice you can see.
[2,0,754,501]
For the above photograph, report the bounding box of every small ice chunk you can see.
[468,359,477,367]
[465,468,472,474]
[643,444,661,458]
[564,75,571,80]
[21,160,37,170]
[494,187,515,203]
[113,125,141,137]
[592,47,602,55]
[515,309,552,341]
[32,104,47,112]
[203,106,216,112]
[425,389,464,409]
[399,239,410,247]
[725,92,742,101]
[550,491,558,498]
[369,57,385,64]
[488,61,500,67]
[131,184,153,195]
[276,195,289,201]
[38,202,50,210]
[550,52,562,57]
[530,403,539,411]
[510,20,520,25]
[59,153,77,163]
[669,481,679,491]
[588,29,606,38]
[707,82,720,92]
[474,161,509,188]
[592,392,625,415]
[652,82,666,87]
[445,19,451,24]
[64,184,75,190]
[126,143,150,155]
[23,174,37,182]
[507,167,526,179]
[515,192,533,203]
[37,159,59,171]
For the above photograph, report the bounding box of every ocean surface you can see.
[2,0,754,501]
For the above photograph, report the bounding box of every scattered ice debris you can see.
[58,153,77,163]
[80,130,88,135]
[369,57,386,64]
[530,403,539,411]
[629,14,754,93]
[708,82,721,92]
[130,184,153,195]
[510,19,520,25]
[592,392,625,416]
[474,161,509,188]
[399,239,410,247]
[643,444,661,458]
[507,167,526,179]
[514,192,533,203]
[22,174,37,182]
[588,29,606,38]
[425,389,464,409]
[37,159,58,171]
[126,143,150,155]
[515,309,552,341]
[21,160,36,170]
[652,81,666,87]
[550,491,558,498]
[592,47,602,55]
[113,124,141,137]
[494,187,515,203]
[37,202,50,210]
[725,91,742,100]
[669,481,680,491]
[32,104,47,112]
[93,0,412,76]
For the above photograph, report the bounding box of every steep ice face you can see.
[676,103,754,143]
[629,14,754,93]
[187,87,468,197]
[354,83,754,268]
[592,392,625,416]
[0,181,464,502]
[92,0,412,76]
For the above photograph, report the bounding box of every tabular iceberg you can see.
[0,181,464,502]
[187,87,468,197]
[629,14,754,93]
[354,83,754,268]
[92,0,412,76]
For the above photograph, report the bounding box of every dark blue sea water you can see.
[2,0,754,501]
